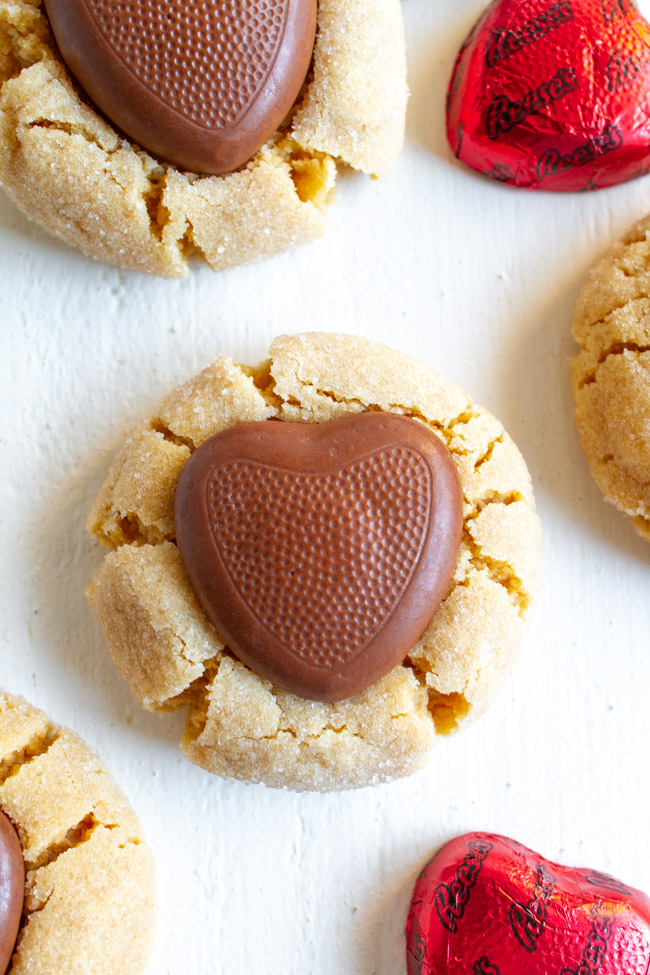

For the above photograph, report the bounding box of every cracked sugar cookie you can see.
[0,693,155,975]
[0,0,406,277]
[572,214,650,542]
[86,333,542,792]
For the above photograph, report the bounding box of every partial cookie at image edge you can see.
[0,693,155,975]
[572,213,650,542]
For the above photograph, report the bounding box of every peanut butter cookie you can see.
[0,693,155,974]
[87,333,542,791]
[0,0,406,277]
[572,214,650,541]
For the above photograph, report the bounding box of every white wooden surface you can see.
[1,1,649,972]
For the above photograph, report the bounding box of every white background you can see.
[1,1,649,972]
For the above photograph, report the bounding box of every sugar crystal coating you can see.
[86,334,541,788]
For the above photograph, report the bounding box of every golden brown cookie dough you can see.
[572,214,650,542]
[87,333,542,792]
[0,0,406,277]
[0,693,155,975]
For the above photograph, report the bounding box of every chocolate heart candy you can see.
[43,0,317,175]
[447,0,650,190]
[0,810,24,974]
[407,832,650,975]
[175,413,463,702]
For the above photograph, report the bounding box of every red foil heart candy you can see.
[447,0,650,190]
[42,0,317,175]
[0,810,24,974]
[407,832,650,975]
[174,413,463,702]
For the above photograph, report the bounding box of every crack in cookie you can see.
[0,0,406,276]
[87,333,542,791]
[0,694,155,974]
[572,214,650,539]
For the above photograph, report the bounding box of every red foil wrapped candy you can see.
[446,0,650,190]
[406,832,650,974]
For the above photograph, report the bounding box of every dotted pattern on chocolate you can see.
[0,0,407,276]
[209,450,430,668]
[86,334,542,791]
[86,0,287,128]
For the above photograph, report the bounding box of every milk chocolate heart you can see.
[174,413,463,702]
[43,0,317,175]
[0,811,24,975]
[447,0,650,190]
[407,832,650,975]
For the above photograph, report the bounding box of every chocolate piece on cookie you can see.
[0,694,155,974]
[0,0,406,276]
[87,333,542,792]
[174,413,463,702]
[43,0,318,175]
[572,214,650,541]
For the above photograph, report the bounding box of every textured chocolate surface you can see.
[0,810,24,975]
[175,414,463,701]
[43,0,317,175]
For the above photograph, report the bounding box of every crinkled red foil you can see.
[446,0,650,190]
[406,832,650,975]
